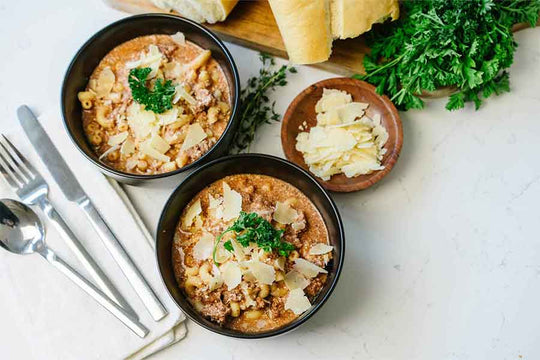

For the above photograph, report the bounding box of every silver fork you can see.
[0,134,137,318]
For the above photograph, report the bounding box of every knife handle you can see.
[36,195,137,318]
[78,197,168,321]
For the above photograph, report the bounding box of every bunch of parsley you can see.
[230,53,296,153]
[355,0,540,111]
[213,211,295,264]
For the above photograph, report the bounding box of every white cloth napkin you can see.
[0,106,187,359]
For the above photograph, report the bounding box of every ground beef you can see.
[222,288,243,304]
[304,274,327,297]
[201,301,230,325]
[270,296,285,319]
[197,287,222,304]
[255,297,267,309]
[245,193,273,222]
[195,88,214,108]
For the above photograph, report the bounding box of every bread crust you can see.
[268,0,333,65]
[331,0,399,40]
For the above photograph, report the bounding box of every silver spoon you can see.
[0,199,149,338]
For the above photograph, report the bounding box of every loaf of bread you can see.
[152,0,239,24]
[269,0,399,64]
[268,0,333,65]
[331,0,399,40]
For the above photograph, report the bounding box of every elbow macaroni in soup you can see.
[79,33,231,175]
[173,174,333,332]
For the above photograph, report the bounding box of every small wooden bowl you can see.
[281,77,403,192]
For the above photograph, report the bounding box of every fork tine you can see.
[0,136,31,183]
[0,135,36,180]
[0,150,23,190]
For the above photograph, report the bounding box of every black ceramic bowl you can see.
[61,14,240,184]
[156,154,345,338]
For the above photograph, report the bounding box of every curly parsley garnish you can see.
[355,0,540,111]
[212,211,295,265]
[128,67,176,114]
[230,53,297,153]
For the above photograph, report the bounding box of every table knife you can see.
[18,105,168,321]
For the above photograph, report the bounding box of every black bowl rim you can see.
[156,153,345,339]
[60,13,241,180]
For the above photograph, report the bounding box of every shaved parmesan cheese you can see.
[208,194,222,209]
[157,108,180,126]
[177,246,185,265]
[230,238,245,261]
[336,102,369,123]
[98,144,120,161]
[173,85,197,106]
[181,123,207,151]
[182,199,201,229]
[285,288,311,315]
[273,201,298,224]
[127,103,157,140]
[94,67,115,98]
[194,216,203,229]
[245,260,275,285]
[309,243,333,255]
[193,232,214,261]
[149,134,171,154]
[208,264,223,291]
[221,261,242,290]
[107,131,128,147]
[222,182,242,221]
[171,31,185,45]
[208,194,224,219]
[296,89,388,181]
[274,257,286,271]
[120,138,135,156]
[140,139,170,162]
[294,258,327,278]
[315,88,352,113]
[316,109,341,126]
[126,45,163,78]
[284,270,310,290]
[214,245,232,263]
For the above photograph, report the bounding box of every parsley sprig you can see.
[128,67,176,114]
[230,53,296,153]
[355,0,540,111]
[212,211,295,265]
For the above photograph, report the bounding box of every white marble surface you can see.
[1,1,540,359]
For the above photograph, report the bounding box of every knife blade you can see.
[17,105,86,202]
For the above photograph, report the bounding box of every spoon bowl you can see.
[0,198,149,337]
[0,199,44,255]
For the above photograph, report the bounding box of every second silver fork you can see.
[0,134,137,318]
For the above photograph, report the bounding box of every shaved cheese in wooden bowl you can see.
[295,88,389,181]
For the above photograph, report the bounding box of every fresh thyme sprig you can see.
[230,53,297,153]
[212,211,295,265]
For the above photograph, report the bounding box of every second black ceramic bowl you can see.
[156,154,345,338]
[61,14,240,185]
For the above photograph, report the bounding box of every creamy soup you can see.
[79,34,231,175]
[172,174,333,333]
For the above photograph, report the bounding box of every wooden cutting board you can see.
[105,0,370,76]
[106,0,539,76]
